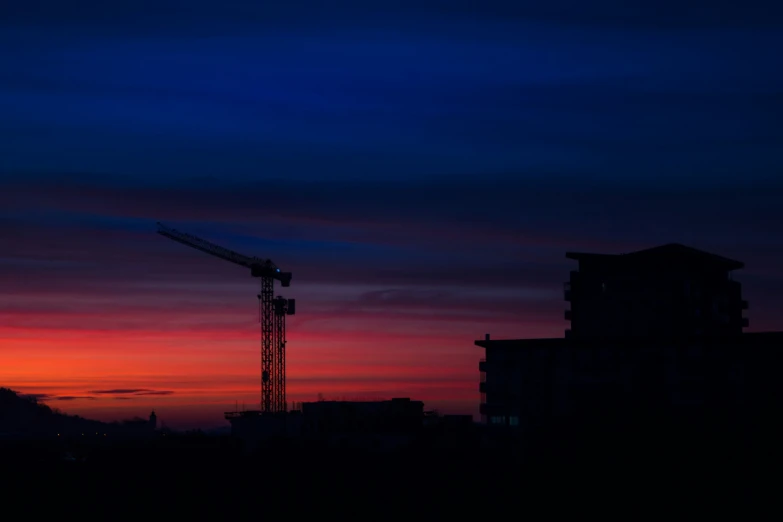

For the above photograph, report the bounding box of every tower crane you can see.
[156,222,295,414]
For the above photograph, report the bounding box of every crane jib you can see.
[155,222,289,279]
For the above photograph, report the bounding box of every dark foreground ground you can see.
[2,431,776,517]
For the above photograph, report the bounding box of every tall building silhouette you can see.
[477,243,782,442]
[564,243,749,339]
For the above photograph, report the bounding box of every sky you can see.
[1,1,782,429]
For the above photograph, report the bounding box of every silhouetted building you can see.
[477,244,782,454]
[564,243,749,339]
[301,398,424,436]
[417,413,480,451]
[224,411,298,440]
[478,334,783,427]
[300,398,424,450]
[224,398,424,451]
[117,414,159,438]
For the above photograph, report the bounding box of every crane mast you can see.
[156,222,294,414]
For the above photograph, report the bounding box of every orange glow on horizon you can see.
[0,310,563,429]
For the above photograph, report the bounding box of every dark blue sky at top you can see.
[1,1,783,330]
[3,0,782,182]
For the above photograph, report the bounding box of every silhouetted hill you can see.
[0,387,102,437]
[0,387,152,438]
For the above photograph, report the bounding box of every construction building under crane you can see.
[225,398,427,451]
[156,222,295,414]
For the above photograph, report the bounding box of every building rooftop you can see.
[565,243,744,271]
[475,331,783,349]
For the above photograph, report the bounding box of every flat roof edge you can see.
[476,331,783,348]
[476,338,565,348]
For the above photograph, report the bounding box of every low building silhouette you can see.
[301,398,423,435]
[478,334,783,425]
[115,411,159,438]
[225,398,425,451]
